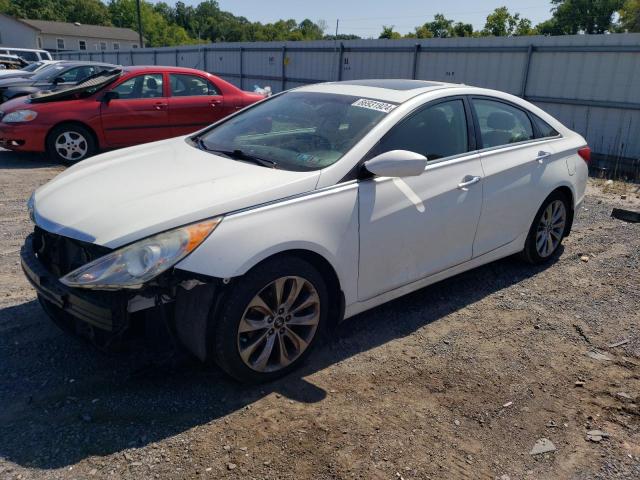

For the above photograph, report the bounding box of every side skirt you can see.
[343,233,526,319]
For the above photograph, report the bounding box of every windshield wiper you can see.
[198,143,277,169]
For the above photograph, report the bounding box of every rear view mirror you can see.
[102,91,119,103]
[363,150,428,178]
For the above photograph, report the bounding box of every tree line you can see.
[0,0,639,48]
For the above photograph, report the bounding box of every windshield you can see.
[196,91,395,172]
[32,64,65,81]
[21,61,44,72]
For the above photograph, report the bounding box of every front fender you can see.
[176,182,360,306]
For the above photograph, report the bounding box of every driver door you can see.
[358,97,484,300]
[100,73,172,147]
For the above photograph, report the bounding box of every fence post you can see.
[337,42,344,81]
[203,46,208,72]
[520,44,534,97]
[281,45,287,92]
[153,49,157,65]
[239,47,244,90]
[412,43,421,79]
[175,48,179,66]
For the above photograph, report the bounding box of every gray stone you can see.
[529,438,556,455]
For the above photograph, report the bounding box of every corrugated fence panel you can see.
[342,51,414,80]
[286,50,337,82]
[206,50,239,77]
[155,51,176,67]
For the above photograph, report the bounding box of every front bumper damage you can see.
[20,233,222,360]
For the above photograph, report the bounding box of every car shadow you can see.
[0,149,58,169]
[0,252,559,469]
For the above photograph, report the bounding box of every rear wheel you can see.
[47,124,97,164]
[212,256,327,383]
[521,191,570,264]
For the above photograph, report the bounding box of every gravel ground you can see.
[0,149,639,480]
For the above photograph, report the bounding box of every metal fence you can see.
[56,34,640,179]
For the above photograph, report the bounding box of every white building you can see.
[0,14,141,52]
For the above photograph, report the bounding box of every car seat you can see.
[483,111,515,147]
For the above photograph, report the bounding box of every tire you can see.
[46,124,97,165]
[521,191,570,264]
[212,256,328,383]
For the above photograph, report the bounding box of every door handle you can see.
[153,102,167,110]
[535,151,552,164]
[210,99,223,106]
[457,175,482,191]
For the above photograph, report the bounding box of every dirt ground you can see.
[0,149,639,480]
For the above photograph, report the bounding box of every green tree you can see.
[452,21,474,37]
[620,0,640,31]
[379,25,402,39]
[537,0,624,34]
[424,13,454,37]
[108,0,195,47]
[482,6,536,36]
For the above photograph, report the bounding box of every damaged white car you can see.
[21,79,589,383]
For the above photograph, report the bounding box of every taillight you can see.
[578,146,591,163]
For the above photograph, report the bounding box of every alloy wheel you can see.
[237,276,320,373]
[535,199,566,258]
[55,131,88,162]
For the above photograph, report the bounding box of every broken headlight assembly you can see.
[60,217,222,290]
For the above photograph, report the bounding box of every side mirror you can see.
[102,91,119,103]
[363,150,428,178]
[52,77,63,84]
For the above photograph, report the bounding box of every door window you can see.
[377,99,469,161]
[472,99,534,148]
[169,74,220,96]
[112,74,164,99]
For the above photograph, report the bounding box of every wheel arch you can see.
[551,184,575,236]
[237,248,346,329]
[46,120,100,151]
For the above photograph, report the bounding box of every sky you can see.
[183,0,556,37]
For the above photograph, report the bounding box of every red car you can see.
[0,66,265,163]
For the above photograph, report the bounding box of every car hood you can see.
[33,137,321,248]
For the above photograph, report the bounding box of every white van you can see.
[0,47,52,62]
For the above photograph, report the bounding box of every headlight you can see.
[27,192,35,223]
[60,217,222,290]
[3,110,38,123]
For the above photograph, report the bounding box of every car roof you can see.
[297,79,463,103]
[123,66,213,75]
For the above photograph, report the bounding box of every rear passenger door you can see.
[168,73,233,136]
[470,97,560,257]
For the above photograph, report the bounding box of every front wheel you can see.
[521,191,570,264]
[211,257,328,383]
[46,124,97,164]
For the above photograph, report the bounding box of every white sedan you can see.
[22,79,589,383]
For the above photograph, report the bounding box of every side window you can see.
[377,99,469,161]
[472,98,534,148]
[112,74,164,99]
[531,114,559,138]
[169,74,220,97]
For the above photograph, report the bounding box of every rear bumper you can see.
[20,234,129,331]
[0,122,47,152]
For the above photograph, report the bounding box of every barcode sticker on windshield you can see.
[352,98,397,113]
